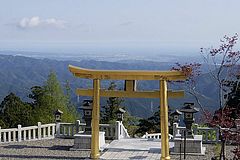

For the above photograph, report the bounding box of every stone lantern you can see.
[54,109,63,123]
[72,99,106,150]
[170,109,182,123]
[80,99,93,134]
[180,102,199,137]
[116,108,126,122]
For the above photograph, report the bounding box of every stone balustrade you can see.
[141,123,220,144]
[55,121,79,138]
[115,121,130,140]
[0,122,56,143]
[142,132,173,140]
[0,120,130,144]
[55,120,129,140]
[173,123,220,144]
[99,123,116,139]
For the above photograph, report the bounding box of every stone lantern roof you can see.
[180,102,199,113]
[54,109,63,115]
[170,109,182,116]
[80,99,93,110]
[82,99,93,106]
[116,108,126,114]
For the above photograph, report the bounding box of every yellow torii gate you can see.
[69,65,187,160]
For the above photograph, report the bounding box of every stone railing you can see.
[142,132,173,140]
[115,121,130,140]
[173,123,220,144]
[193,124,220,144]
[99,123,116,139]
[0,122,56,143]
[56,120,125,140]
[55,121,80,138]
[0,120,130,143]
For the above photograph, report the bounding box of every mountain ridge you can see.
[0,54,219,118]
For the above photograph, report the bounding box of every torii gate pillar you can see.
[91,79,100,159]
[160,80,170,160]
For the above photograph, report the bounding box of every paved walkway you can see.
[100,138,174,159]
[0,138,235,159]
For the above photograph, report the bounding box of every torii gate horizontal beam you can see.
[76,88,184,99]
[69,65,187,80]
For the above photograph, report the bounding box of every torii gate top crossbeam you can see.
[69,65,187,80]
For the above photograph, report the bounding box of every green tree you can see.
[31,71,77,123]
[28,86,45,107]
[135,109,160,136]
[122,111,140,137]
[101,82,124,123]
[135,106,173,136]
[64,80,79,120]
[0,93,33,128]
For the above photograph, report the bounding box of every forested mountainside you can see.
[0,54,219,118]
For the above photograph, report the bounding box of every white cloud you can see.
[18,16,66,29]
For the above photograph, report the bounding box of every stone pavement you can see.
[100,138,174,160]
[0,138,235,159]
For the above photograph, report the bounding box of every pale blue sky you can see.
[0,0,240,52]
